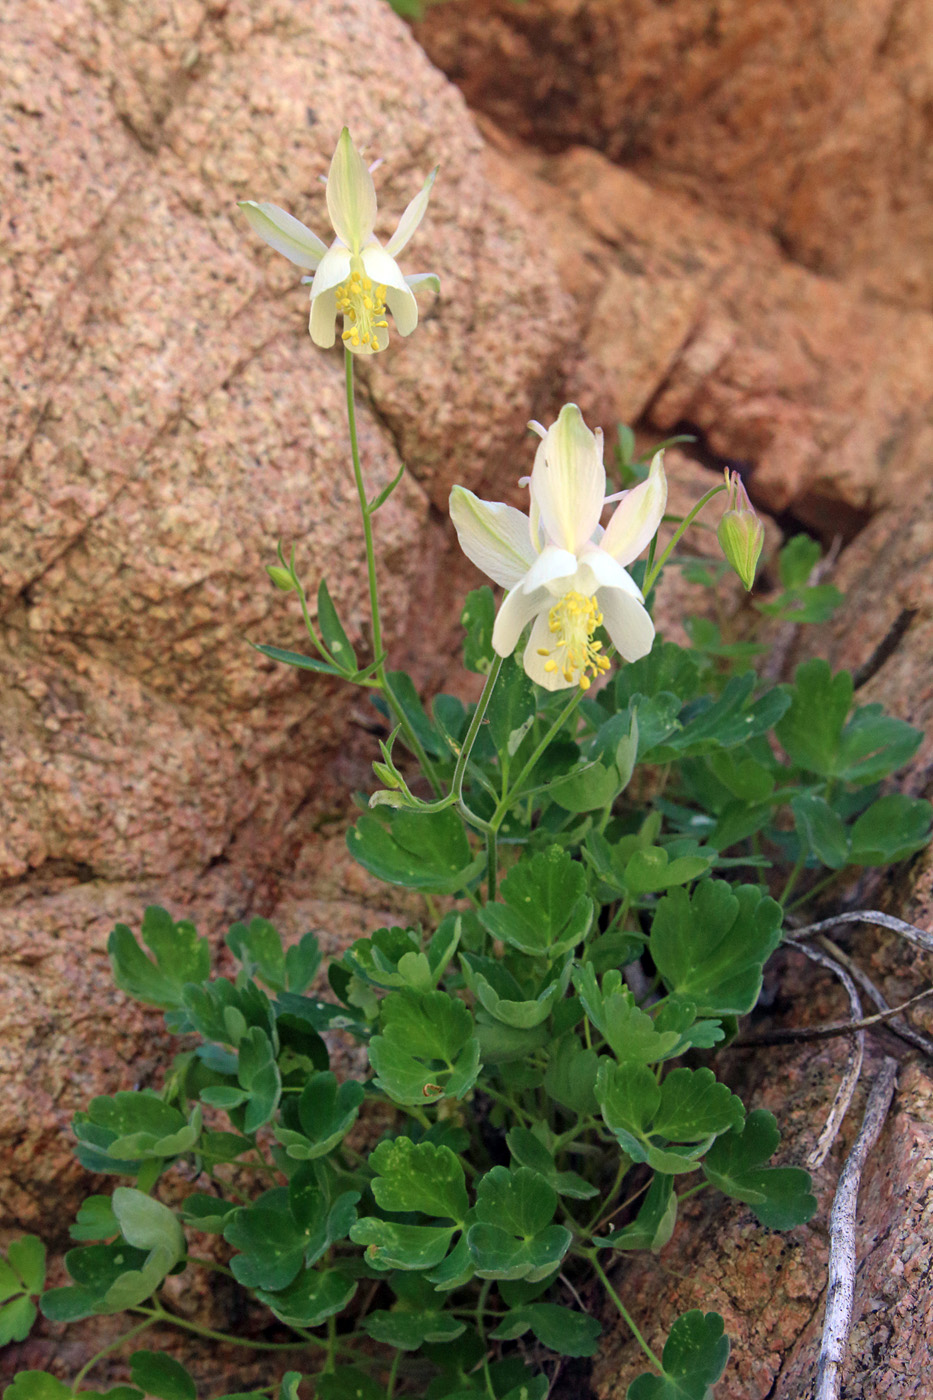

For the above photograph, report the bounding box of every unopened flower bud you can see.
[266,565,296,592]
[718,470,764,591]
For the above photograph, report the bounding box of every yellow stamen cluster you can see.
[337,264,389,350]
[537,590,611,690]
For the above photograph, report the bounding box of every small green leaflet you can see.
[468,1167,572,1281]
[777,660,922,782]
[0,1236,45,1346]
[274,1072,365,1160]
[368,990,481,1105]
[596,1062,744,1173]
[367,1136,469,1222]
[347,806,484,894]
[108,906,210,1011]
[490,1302,601,1357]
[627,1310,730,1400]
[128,1353,195,1400]
[479,846,593,958]
[225,919,321,994]
[649,880,783,1016]
[702,1111,816,1229]
[593,1174,677,1252]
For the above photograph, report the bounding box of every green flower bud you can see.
[718,471,764,591]
[266,565,297,592]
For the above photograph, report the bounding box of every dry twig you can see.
[813,1057,899,1400]
[786,938,865,1171]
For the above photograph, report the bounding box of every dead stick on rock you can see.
[815,934,933,1060]
[791,909,933,958]
[786,938,865,1171]
[733,983,933,1048]
[813,1056,899,1400]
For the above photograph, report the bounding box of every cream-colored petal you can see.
[521,543,581,595]
[492,583,548,657]
[309,243,352,300]
[531,404,606,553]
[385,284,418,337]
[309,287,338,348]
[326,128,377,252]
[577,546,644,599]
[384,166,438,257]
[522,612,575,691]
[238,202,328,269]
[598,587,655,662]
[449,487,537,589]
[601,450,668,567]
[360,243,410,292]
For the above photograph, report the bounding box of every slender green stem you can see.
[494,686,586,823]
[778,853,807,907]
[643,483,728,595]
[786,866,844,913]
[131,1303,331,1353]
[385,1348,403,1399]
[486,830,498,901]
[344,349,442,793]
[325,1312,338,1373]
[587,1253,664,1372]
[474,1279,497,1400]
[73,1316,158,1387]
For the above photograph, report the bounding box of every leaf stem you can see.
[643,483,728,595]
[72,1316,158,1387]
[587,1252,664,1372]
[344,349,441,793]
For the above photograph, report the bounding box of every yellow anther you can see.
[537,590,608,690]
[335,261,389,352]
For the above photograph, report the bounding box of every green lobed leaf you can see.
[347,807,484,894]
[544,1040,599,1116]
[369,990,481,1105]
[593,1173,676,1252]
[573,967,682,1064]
[363,1309,465,1350]
[350,1219,457,1272]
[468,1167,572,1281]
[4,1243,44,1293]
[596,1062,744,1173]
[479,846,593,957]
[485,654,537,758]
[836,703,922,784]
[490,1303,602,1357]
[776,660,852,776]
[461,585,496,674]
[506,1127,598,1200]
[256,1266,357,1327]
[702,1111,817,1229]
[252,642,344,676]
[236,1026,282,1133]
[128,1353,196,1400]
[4,1377,76,1400]
[0,1296,38,1346]
[649,880,783,1016]
[848,793,933,865]
[275,1072,365,1161]
[791,794,850,869]
[108,907,210,1011]
[368,1136,469,1222]
[627,1310,730,1400]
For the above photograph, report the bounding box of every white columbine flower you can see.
[450,404,667,691]
[239,128,439,355]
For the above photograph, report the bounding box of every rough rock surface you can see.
[479,133,933,528]
[414,0,933,310]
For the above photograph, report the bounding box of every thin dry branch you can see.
[785,938,865,1171]
[734,984,933,1048]
[813,1056,899,1400]
[791,909,933,958]
[816,934,933,1059]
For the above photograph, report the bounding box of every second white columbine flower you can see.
[239,128,439,354]
[450,405,667,691]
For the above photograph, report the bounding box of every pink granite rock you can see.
[414,0,933,311]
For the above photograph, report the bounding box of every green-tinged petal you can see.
[385,166,438,257]
[519,544,580,594]
[326,128,377,252]
[360,243,410,292]
[492,584,548,657]
[385,284,418,337]
[577,547,644,599]
[601,450,668,566]
[522,613,576,691]
[405,272,440,295]
[598,587,655,661]
[532,405,606,554]
[309,287,338,348]
[309,244,352,300]
[450,487,537,588]
[238,201,328,269]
